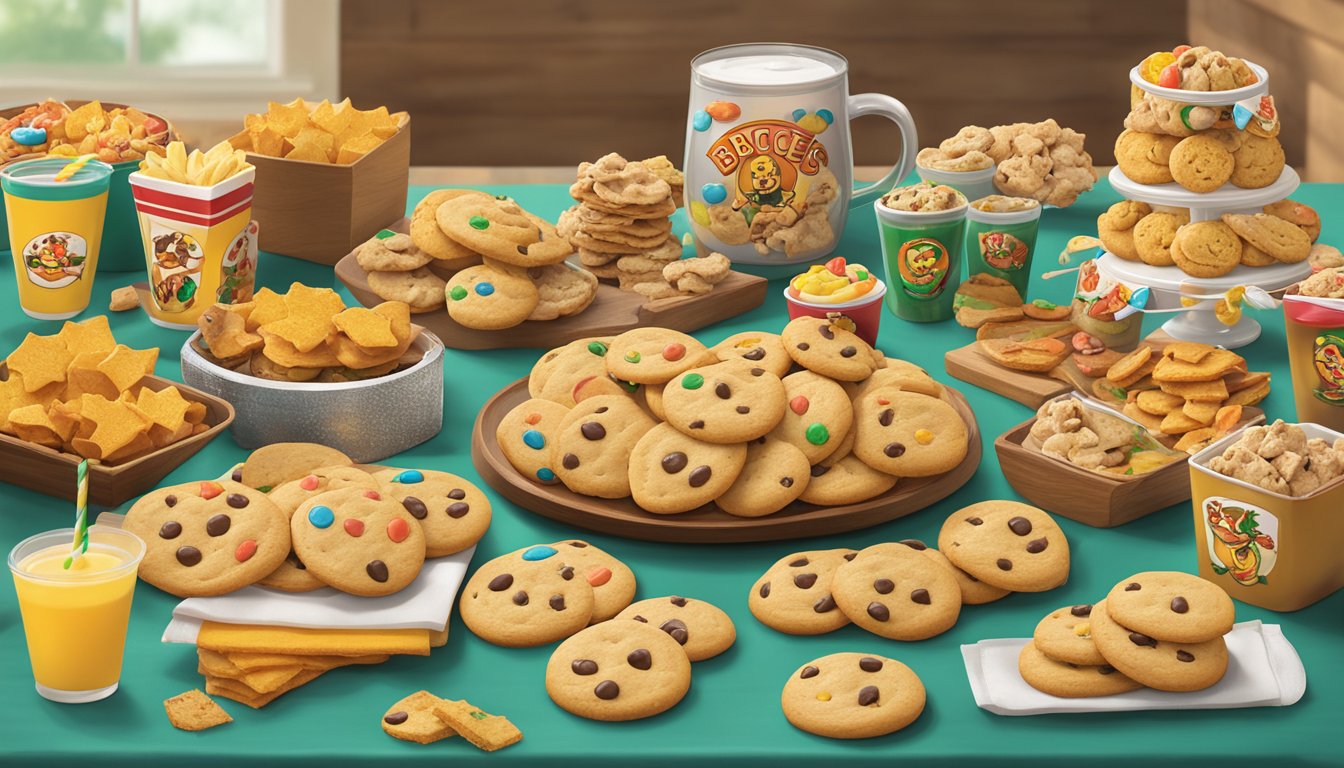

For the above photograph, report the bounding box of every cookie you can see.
[544,620,690,721]
[845,359,943,401]
[1171,221,1242,278]
[711,332,792,378]
[749,549,855,635]
[1113,129,1178,185]
[526,263,598,321]
[980,336,1070,373]
[627,422,746,514]
[257,551,325,593]
[937,500,1070,592]
[436,195,550,265]
[1104,571,1234,643]
[164,689,233,732]
[367,267,447,313]
[548,539,637,623]
[236,443,352,492]
[1169,134,1234,193]
[781,316,878,382]
[781,653,925,739]
[446,264,539,330]
[605,328,712,385]
[1221,212,1311,264]
[124,481,290,598]
[1263,199,1321,242]
[915,544,1010,605]
[356,232,433,272]
[1032,604,1106,666]
[411,189,487,266]
[496,397,570,485]
[716,436,811,517]
[267,466,380,516]
[831,543,961,640]
[290,487,426,597]
[660,361,786,444]
[798,455,898,506]
[1133,211,1189,267]
[372,469,491,558]
[1017,641,1144,698]
[1089,600,1229,692]
[615,596,736,662]
[528,337,613,407]
[1229,133,1284,189]
[852,387,968,477]
[768,370,854,464]
[1097,200,1151,262]
[382,690,457,744]
[553,395,657,499]
[459,544,596,647]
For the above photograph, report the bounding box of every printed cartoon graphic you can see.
[1073,258,1134,321]
[217,222,258,304]
[1204,497,1278,586]
[898,238,951,298]
[734,155,796,211]
[978,231,1029,271]
[1312,333,1344,404]
[22,232,87,288]
[149,229,202,314]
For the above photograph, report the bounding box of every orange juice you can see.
[8,526,144,703]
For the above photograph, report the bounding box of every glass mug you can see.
[684,43,917,267]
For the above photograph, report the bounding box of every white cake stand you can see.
[1102,165,1309,348]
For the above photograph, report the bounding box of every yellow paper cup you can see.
[1,157,114,320]
[128,167,258,330]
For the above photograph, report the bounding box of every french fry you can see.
[137,140,252,186]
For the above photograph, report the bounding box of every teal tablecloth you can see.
[1,178,1339,767]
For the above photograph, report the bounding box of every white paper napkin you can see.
[161,546,473,644]
[962,620,1306,715]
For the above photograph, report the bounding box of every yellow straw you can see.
[62,460,89,569]
[53,154,96,183]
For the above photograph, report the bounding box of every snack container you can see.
[964,201,1041,297]
[915,163,996,204]
[129,167,257,330]
[1282,287,1344,431]
[873,198,966,323]
[0,376,233,507]
[782,279,886,346]
[1188,422,1344,612]
[229,112,409,265]
[180,330,444,463]
[1073,256,1144,351]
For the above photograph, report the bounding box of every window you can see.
[0,0,337,123]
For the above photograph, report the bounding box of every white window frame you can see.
[0,0,338,121]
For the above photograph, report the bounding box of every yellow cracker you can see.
[1134,389,1184,416]
[225,651,389,672]
[1152,348,1244,383]
[97,344,159,392]
[1158,378,1229,402]
[1174,428,1218,453]
[1182,399,1220,425]
[1108,356,1158,389]
[1160,408,1207,435]
[1105,346,1152,384]
[1162,341,1214,364]
[1226,380,1271,406]
[1123,402,1167,435]
[198,650,303,695]
[197,622,430,657]
[332,307,397,349]
[56,315,116,359]
[6,332,73,392]
[205,668,326,709]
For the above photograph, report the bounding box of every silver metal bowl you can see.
[180,331,444,463]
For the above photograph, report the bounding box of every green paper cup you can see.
[965,198,1041,297]
[874,199,967,323]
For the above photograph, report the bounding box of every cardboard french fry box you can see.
[228,112,409,265]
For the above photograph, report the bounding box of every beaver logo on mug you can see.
[707,119,828,215]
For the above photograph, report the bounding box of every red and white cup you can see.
[784,278,888,346]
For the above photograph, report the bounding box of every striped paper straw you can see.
[63,460,90,570]
[53,154,95,183]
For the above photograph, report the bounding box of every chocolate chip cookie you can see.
[459,544,596,647]
[1089,599,1229,692]
[937,500,1070,592]
[781,316,879,382]
[553,395,657,499]
[831,543,961,641]
[627,423,746,514]
[548,539,637,623]
[290,487,426,597]
[781,653,925,739]
[1104,571,1234,644]
[749,549,855,635]
[660,360,786,444]
[545,620,690,721]
[372,468,492,558]
[614,596,736,662]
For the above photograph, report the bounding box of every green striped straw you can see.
[62,460,90,570]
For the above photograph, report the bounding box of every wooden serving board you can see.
[470,378,983,544]
[335,219,769,351]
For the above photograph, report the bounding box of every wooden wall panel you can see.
[339,0,1187,167]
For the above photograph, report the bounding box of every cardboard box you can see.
[229,112,409,265]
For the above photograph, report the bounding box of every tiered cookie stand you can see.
[1099,59,1308,349]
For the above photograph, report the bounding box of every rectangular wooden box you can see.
[0,376,234,508]
[231,113,410,265]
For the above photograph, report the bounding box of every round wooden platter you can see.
[335,218,768,351]
[471,378,983,544]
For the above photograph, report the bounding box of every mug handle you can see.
[845,93,918,210]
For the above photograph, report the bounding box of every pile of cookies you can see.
[458,540,735,721]
[562,153,731,299]
[0,316,210,464]
[381,692,522,751]
[1020,571,1235,696]
[1114,128,1283,194]
[496,318,973,516]
[124,442,491,598]
[1099,199,1318,277]
[194,283,422,383]
[1093,340,1270,449]
[749,501,1072,641]
[1206,420,1344,497]
[918,120,1097,207]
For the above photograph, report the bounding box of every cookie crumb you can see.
[109,285,141,311]
[164,689,233,731]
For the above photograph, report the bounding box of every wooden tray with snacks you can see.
[471,377,982,544]
[334,218,769,351]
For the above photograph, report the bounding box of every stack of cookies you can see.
[561,153,730,300]
[1020,571,1235,697]
[362,190,599,329]
[496,317,974,516]
[748,501,1072,641]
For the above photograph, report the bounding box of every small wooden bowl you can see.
[995,419,1193,528]
[0,376,234,508]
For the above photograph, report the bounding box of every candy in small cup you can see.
[783,256,886,345]
[873,182,967,323]
[9,525,146,703]
[1,157,114,320]
[965,195,1042,297]
[1282,270,1344,432]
